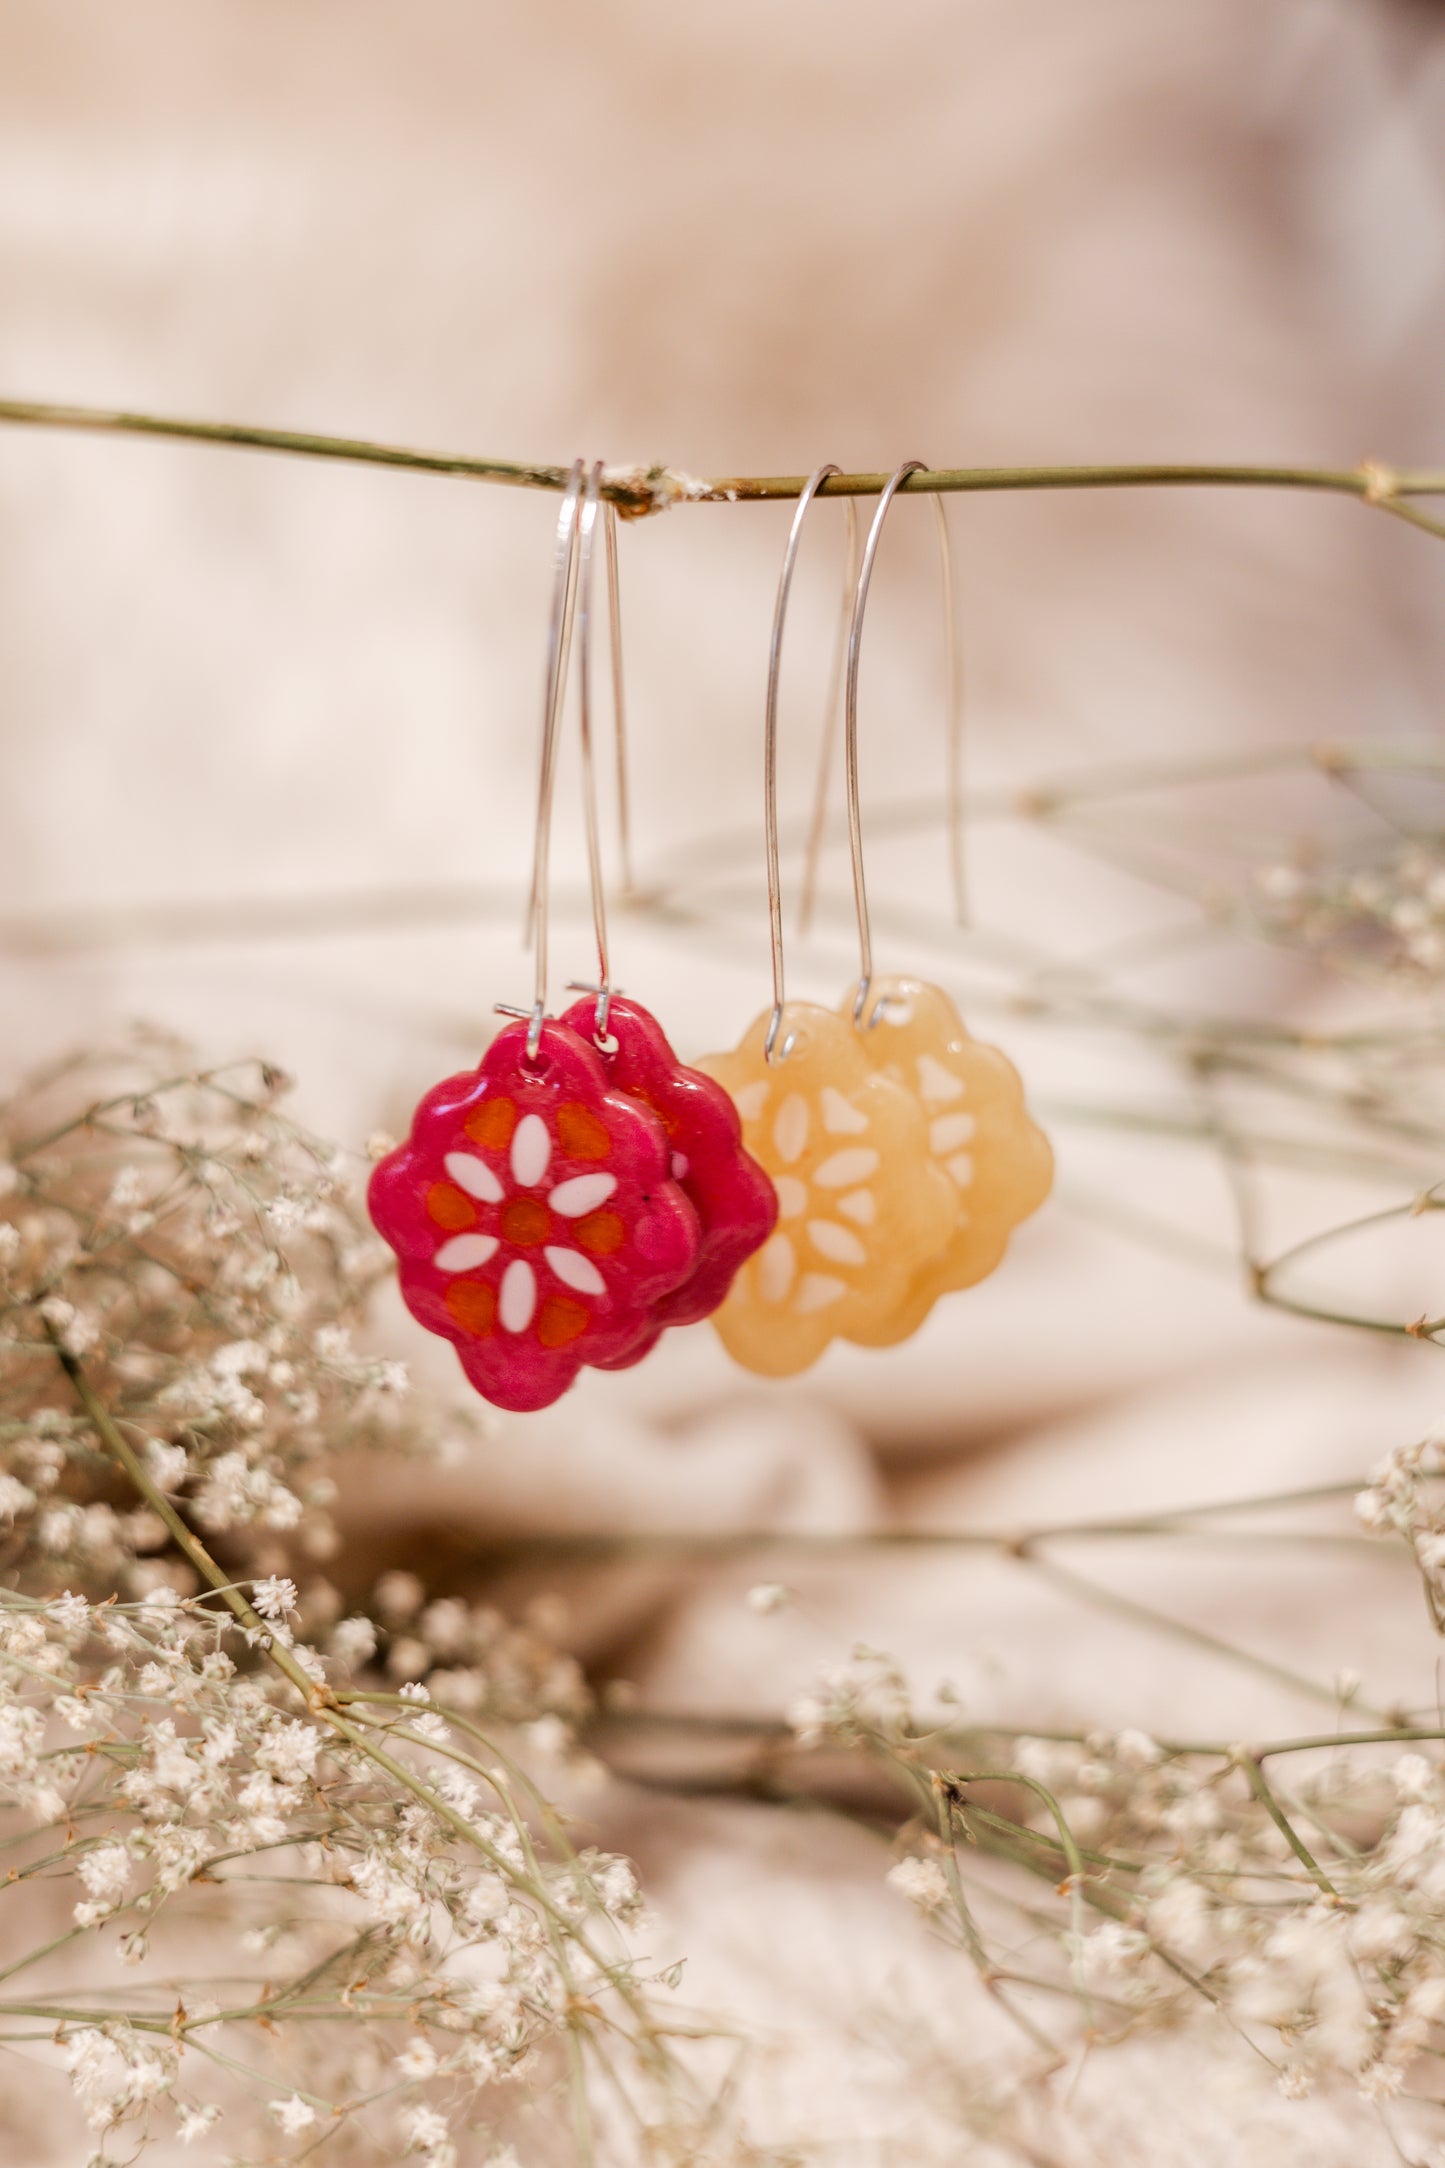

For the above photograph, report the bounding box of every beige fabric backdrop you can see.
[3,3,1445,2159]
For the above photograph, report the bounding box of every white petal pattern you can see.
[813,1147,881,1188]
[821,1087,868,1135]
[757,1233,796,1303]
[930,1112,977,1153]
[444,1152,504,1202]
[773,1094,810,1164]
[773,1175,807,1220]
[796,1273,846,1313]
[807,1220,867,1267]
[433,1234,500,1272]
[837,1189,876,1226]
[498,1258,537,1333]
[917,1053,965,1104]
[549,1172,618,1218]
[544,1246,606,1296]
[510,1113,551,1188]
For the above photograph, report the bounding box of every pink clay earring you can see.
[369,464,773,1412]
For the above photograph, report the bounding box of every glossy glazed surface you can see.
[560,994,777,1355]
[368,1019,700,1411]
[696,1002,956,1376]
[843,976,1053,1345]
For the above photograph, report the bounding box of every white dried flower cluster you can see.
[0,1565,685,2156]
[786,1647,912,1749]
[352,1577,591,1729]
[1247,843,1445,979]
[799,1657,1445,2116]
[0,1039,452,1604]
[1356,1429,1445,1624]
[0,1042,718,2164]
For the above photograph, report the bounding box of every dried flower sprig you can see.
[0,1038,741,2167]
[648,1639,1445,2126]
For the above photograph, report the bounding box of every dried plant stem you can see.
[1235,1755,1339,1899]
[597,1709,1445,1770]
[1021,1553,1393,1720]
[49,1333,322,1706]
[2,397,1445,529]
[51,1336,678,2111]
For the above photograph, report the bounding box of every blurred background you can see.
[4,3,1445,2155]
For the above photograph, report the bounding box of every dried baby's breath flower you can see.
[0,1037,715,2165]
[746,1581,791,1613]
[887,1857,950,1911]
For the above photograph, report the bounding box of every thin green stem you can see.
[1020,1553,1395,1721]
[49,1333,322,1706]
[1236,1755,1340,1900]
[2,398,1445,527]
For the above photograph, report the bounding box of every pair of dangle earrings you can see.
[368,463,777,1411]
[369,459,1050,1411]
[694,462,1053,1377]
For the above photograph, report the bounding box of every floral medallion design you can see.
[694,1003,956,1376]
[844,976,1052,1347]
[368,1020,701,1412]
[558,994,778,1367]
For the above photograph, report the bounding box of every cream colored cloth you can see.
[3,4,1444,2159]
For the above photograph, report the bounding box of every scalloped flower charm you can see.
[694,1003,955,1376]
[559,995,778,1365]
[845,976,1052,1347]
[368,1020,701,1412]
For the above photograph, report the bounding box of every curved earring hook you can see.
[500,458,585,1062]
[934,493,967,927]
[796,495,860,939]
[603,501,637,906]
[844,458,927,1025]
[802,479,965,942]
[763,463,843,1063]
[564,462,619,1048]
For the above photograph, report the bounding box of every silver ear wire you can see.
[800,472,964,960]
[564,980,620,1051]
[797,494,859,940]
[498,458,586,1058]
[763,463,851,1064]
[602,502,637,906]
[843,459,927,1029]
[764,1003,795,1065]
[494,999,549,1063]
[572,462,618,1042]
[934,493,967,927]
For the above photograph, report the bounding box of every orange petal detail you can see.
[499,1196,551,1248]
[537,1294,590,1347]
[465,1096,517,1151]
[574,1208,625,1256]
[557,1102,611,1159]
[444,1280,497,1337]
[426,1182,477,1232]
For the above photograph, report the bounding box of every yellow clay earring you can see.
[841,976,1051,1346]
[697,1000,955,1377]
[700,463,1051,1376]
[696,465,954,1377]
[827,463,1051,1345]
